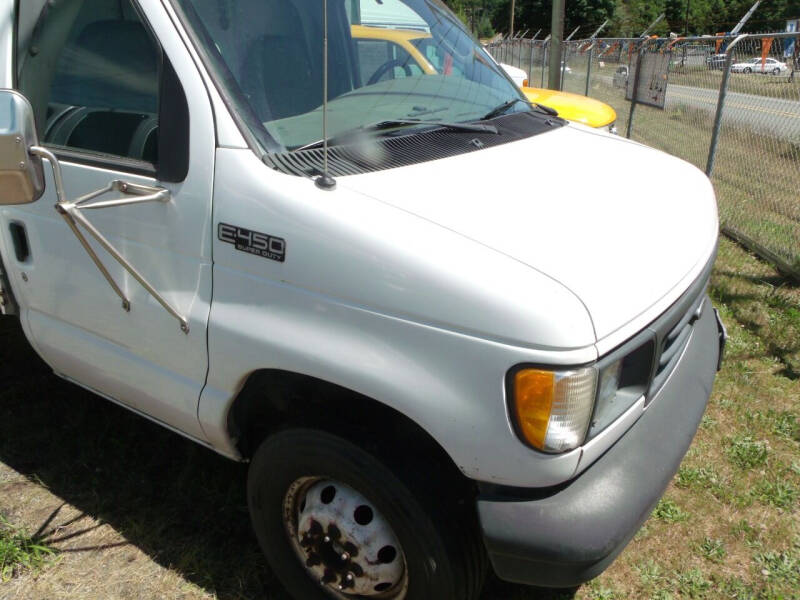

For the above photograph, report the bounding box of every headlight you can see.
[509,342,654,454]
[510,367,597,453]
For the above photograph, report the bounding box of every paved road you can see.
[665,83,800,140]
[593,74,800,140]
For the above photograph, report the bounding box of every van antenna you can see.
[315,0,336,191]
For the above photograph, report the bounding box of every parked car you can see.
[706,53,728,69]
[2,1,725,599]
[731,57,789,74]
[613,64,629,88]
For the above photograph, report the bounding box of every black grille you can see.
[646,257,715,401]
[263,111,564,177]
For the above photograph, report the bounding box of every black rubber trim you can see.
[157,56,190,183]
[478,299,720,588]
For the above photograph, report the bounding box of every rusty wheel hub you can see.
[284,478,407,597]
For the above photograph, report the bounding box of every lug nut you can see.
[346,573,354,581]
[323,536,331,543]
[341,552,349,561]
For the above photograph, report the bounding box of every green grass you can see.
[727,435,769,469]
[652,498,691,523]
[0,515,56,582]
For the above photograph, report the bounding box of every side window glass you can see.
[18,0,161,164]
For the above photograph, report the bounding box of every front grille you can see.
[645,257,714,401]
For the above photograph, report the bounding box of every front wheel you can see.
[247,429,486,600]
[744,67,752,74]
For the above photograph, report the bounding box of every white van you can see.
[0,0,725,598]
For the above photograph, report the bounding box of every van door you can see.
[5,0,215,441]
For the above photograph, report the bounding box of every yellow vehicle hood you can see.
[522,87,617,128]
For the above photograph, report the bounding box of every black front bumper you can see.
[477,299,724,588]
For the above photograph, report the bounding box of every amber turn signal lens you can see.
[513,369,555,450]
[512,367,597,453]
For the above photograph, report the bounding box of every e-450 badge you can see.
[218,223,286,262]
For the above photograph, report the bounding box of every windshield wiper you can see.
[293,119,498,152]
[481,98,524,120]
[481,99,560,121]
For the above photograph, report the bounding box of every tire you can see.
[744,67,752,74]
[773,68,780,75]
[248,428,487,600]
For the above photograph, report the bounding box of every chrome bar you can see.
[56,206,131,312]
[33,148,187,333]
[29,146,66,204]
[66,206,189,333]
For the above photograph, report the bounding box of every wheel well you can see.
[228,370,472,490]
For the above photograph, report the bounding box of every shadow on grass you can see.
[0,318,563,600]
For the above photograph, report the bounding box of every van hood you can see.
[339,123,719,345]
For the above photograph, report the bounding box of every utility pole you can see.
[684,0,691,36]
[548,0,566,90]
[510,0,515,38]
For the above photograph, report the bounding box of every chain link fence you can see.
[488,33,800,279]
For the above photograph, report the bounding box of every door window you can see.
[17,0,161,164]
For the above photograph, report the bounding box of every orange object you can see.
[761,37,774,69]
[715,33,726,53]
[513,369,555,449]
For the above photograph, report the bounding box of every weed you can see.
[674,568,712,598]
[752,478,799,509]
[586,580,617,600]
[773,411,799,441]
[717,577,758,600]
[700,414,717,429]
[727,435,769,469]
[754,549,800,587]
[697,537,727,563]
[0,515,56,582]
[636,559,664,588]
[652,498,690,523]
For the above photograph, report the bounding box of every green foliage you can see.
[445,1,797,38]
[697,537,727,563]
[652,498,690,522]
[0,516,56,582]
[726,435,769,469]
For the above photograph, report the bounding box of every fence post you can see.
[585,43,593,96]
[626,43,645,139]
[541,42,548,87]
[529,41,535,85]
[706,34,747,177]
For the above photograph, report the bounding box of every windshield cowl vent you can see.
[263,112,564,178]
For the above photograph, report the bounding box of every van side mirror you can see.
[0,90,45,204]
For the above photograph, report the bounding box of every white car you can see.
[499,62,529,87]
[731,57,788,75]
[613,65,629,88]
[499,62,572,88]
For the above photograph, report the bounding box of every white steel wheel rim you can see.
[284,477,409,599]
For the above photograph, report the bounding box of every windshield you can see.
[173,0,527,151]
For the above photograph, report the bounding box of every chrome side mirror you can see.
[0,89,44,204]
